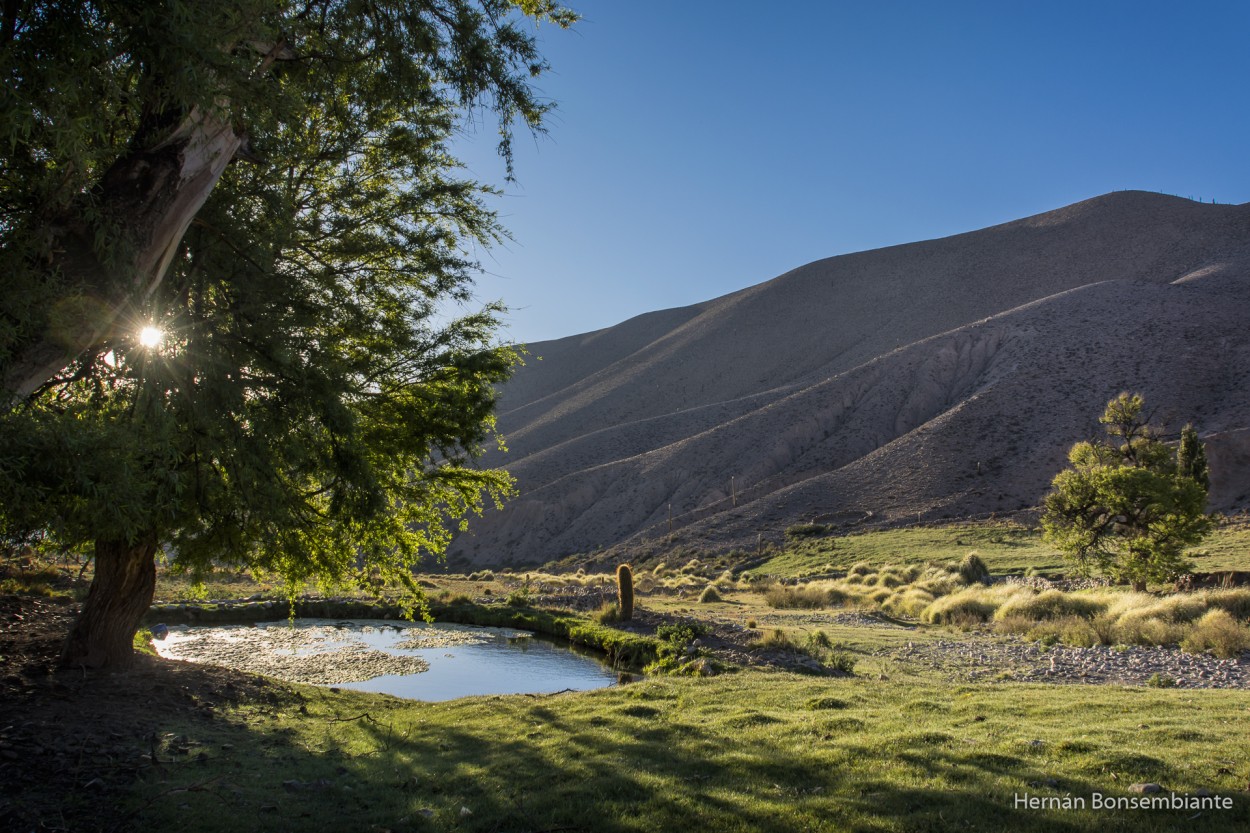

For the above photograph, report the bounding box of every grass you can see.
[128,670,1250,832]
[751,521,1250,578]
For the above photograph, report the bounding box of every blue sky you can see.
[455,1,1250,345]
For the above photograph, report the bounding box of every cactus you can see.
[616,563,634,621]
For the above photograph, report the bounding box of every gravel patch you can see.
[885,636,1250,688]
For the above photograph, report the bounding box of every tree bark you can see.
[3,109,243,406]
[60,534,159,669]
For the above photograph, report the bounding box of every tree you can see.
[1177,423,1210,492]
[1041,393,1212,591]
[0,0,576,668]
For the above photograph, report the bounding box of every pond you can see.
[152,618,624,701]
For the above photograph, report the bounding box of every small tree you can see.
[1177,424,1210,491]
[1041,393,1212,591]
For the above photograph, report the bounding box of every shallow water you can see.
[154,618,621,701]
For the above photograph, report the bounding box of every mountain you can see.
[449,191,1250,567]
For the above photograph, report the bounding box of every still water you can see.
[154,618,622,701]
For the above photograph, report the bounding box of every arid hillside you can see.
[449,191,1250,567]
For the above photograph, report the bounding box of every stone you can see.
[1128,783,1162,794]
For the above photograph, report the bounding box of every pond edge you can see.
[145,598,660,672]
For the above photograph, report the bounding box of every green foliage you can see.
[1177,424,1210,492]
[655,621,708,648]
[0,3,577,617]
[1042,393,1212,588]
[616,563,634,621]
[785,522,832,538]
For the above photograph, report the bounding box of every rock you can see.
[1128,783,1162,794]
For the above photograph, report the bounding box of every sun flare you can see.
[138,326,164,348]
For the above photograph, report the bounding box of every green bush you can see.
[786,523,832,538]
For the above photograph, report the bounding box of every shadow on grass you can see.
[126,681,1250,833]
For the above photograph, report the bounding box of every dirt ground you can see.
[0,589,295,833]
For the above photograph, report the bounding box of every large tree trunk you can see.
[60,534,159,670]
[2,109,243,406]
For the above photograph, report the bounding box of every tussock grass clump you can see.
[1112,612,1185,647]
[594,603,621,624]
[994,589,1108,622]
[764,585,830,609]
[921,585,1023,627]
[1202,588,1250,620]
[848,562,873,577]
[756,628,793,649]
[468,570,495,582]
[698,585,722,604]
[1181,609,1250,658]
[957,553,991,585]
[881,587,935,618]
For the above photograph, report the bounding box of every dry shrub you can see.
[1181,609,1250,658]
[698,585,722,604]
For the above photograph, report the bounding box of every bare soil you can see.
[0,590,296,833]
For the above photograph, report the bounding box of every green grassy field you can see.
[754,522,1250,579]
[131,668,1250,832]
